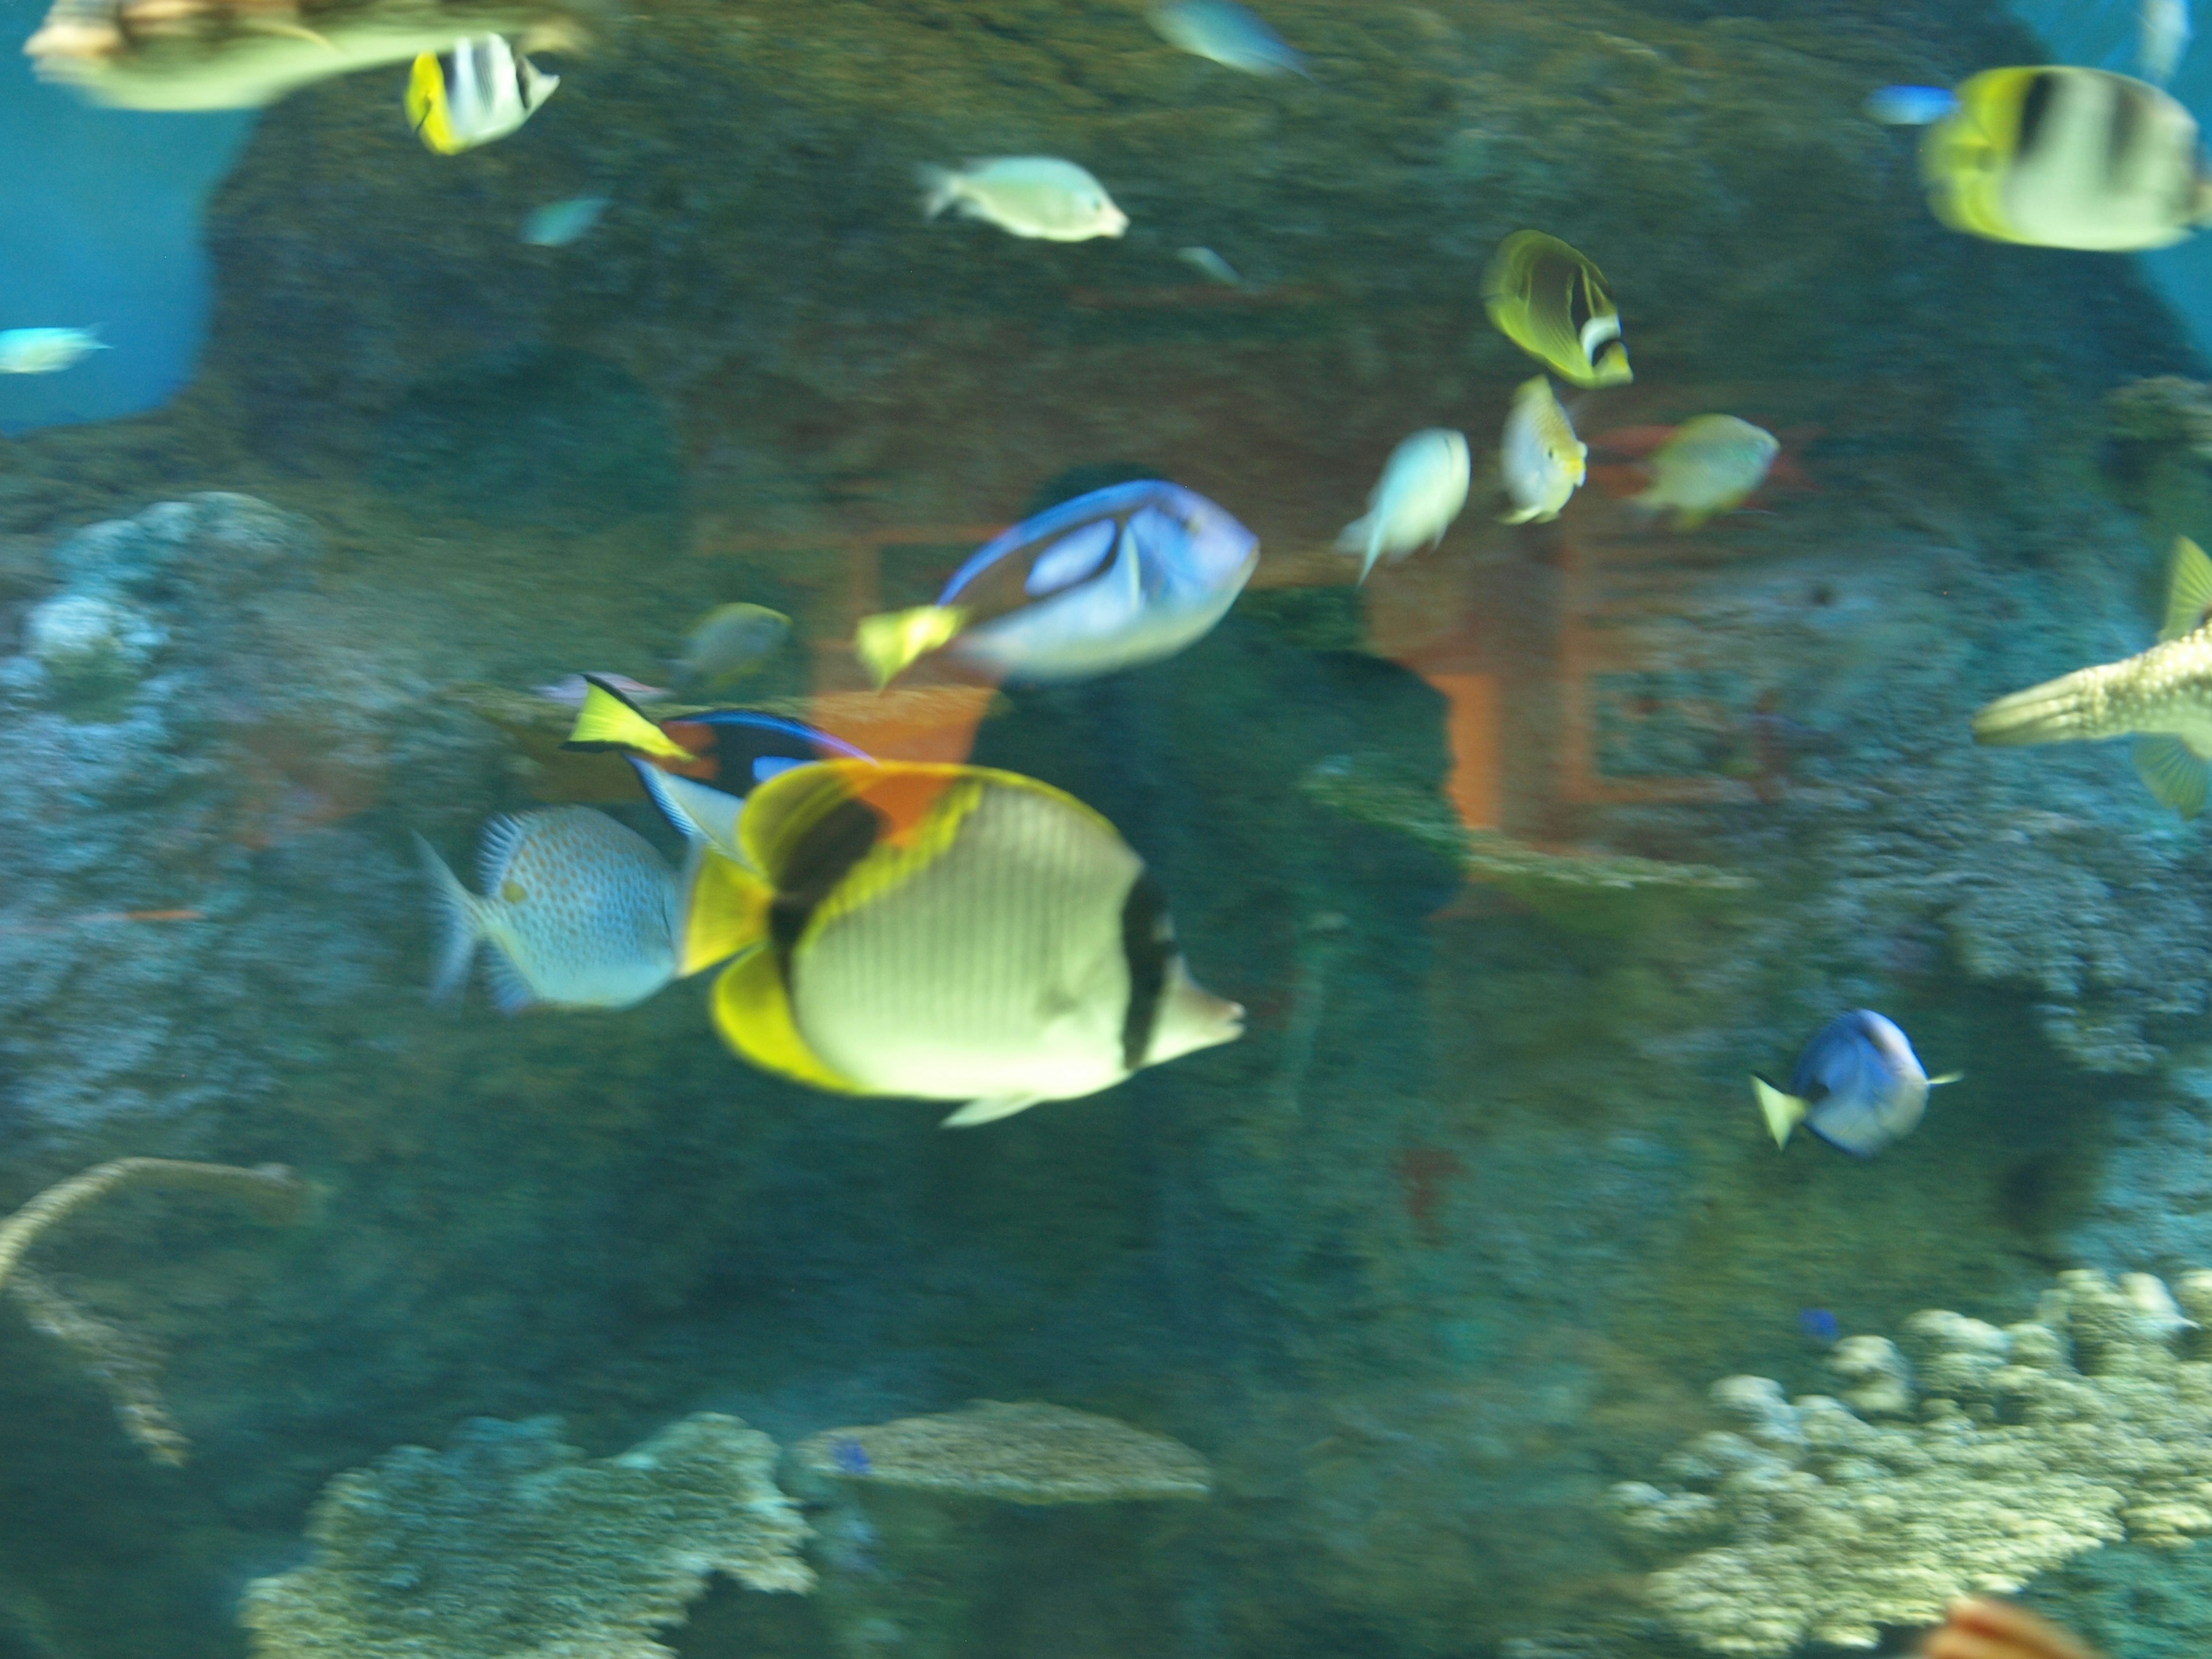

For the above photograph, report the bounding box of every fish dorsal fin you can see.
[563,675,691,761]
[709,947,872,1094]
[632,759,747,862]
[2135,734,2212,818]
[2161,536,2212,641]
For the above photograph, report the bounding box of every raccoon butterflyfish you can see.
[1482,230,1633,388]
[853,480,1259,689]
[562,674,869,857]
[678,759,1244,1126]
[1974,536,2212,817]
[406,33,556,154]
[1752,1010,1960,1157]
[1498,377,1586,525]
[1335,429,1469,584]
[414,806,679,1012]
[1919,66,2212,250]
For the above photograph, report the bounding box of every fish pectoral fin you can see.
[940,1093,1051,1128]
[2134,734,2212,819]
[563,675,691,761]
[1926,1071,1965,1088]
[2161,536,2212,642]
[1751,1075,1807,1147]
[1498,505,1542,525]
[854,605,968,690]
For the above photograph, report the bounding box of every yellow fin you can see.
[853,605,968,690]
[679,847,770,977]
[1751,1075,1808,1147]
[2160,536,2212,641]
[2135,735,2212,819]
[406,52,459,154]
[709,946,871,1094]
[562,676,691,762]
[1927,1071,1965,1087]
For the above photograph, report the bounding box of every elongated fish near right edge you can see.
[1974,536,2212,817]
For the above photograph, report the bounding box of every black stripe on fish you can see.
[2015,70,2057,161]
[769,796,881,966]
[2107,81,2144,184]
[1119,872,1173,1073]
[1567,268,1594,341]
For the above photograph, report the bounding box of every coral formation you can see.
[0,1157,304,1288]
[1608,1268,2212,1656]
[793,1401,1213,1504]
[238,1412,812,1659]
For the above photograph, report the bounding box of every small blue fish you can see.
[1862,85,1959,126]
[1149,0,1309,77]
[0,327,109,375]
[854,480,1261,687]
[1752,1010,1962,1157]
[1799,1308,1840,1343]
[830,1436,872,1475]
[521,195,609,248]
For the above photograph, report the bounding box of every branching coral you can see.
[793,1400,1213,1503]
[1609,1270,2212,1657]
[239,1413,812,1659]
[0,1157,305,1464]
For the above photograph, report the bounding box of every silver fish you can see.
[918,157,1128,242]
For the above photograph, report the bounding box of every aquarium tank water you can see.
[8,2,2212,1658]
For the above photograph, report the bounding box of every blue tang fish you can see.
[1863,85,1960,126]
[854,480,1260,688]
[1752,1010,1961,1157]
[1149,0,1308,77]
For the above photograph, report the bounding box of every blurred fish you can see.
[830,1436,872,1475]
[680,759,1244,1124]
[1799,1308,1840,1343]
[854,480,1259,687]
[406,34,556,154]
[2121,1271,2198,1338]
[1498,378,1585,525]
[1149,0,1307,77]
[1975,537,2212,817]
[0,328,108,374]
[414,806,678,1012]
[521,194,607,247]
[2143,0,2192,86]
[1179,245,1243,285]
[1336,429,1470,582]
[562,675,869,856]
[1863,84,1959,125]
[1921,66,2212,249]
[1752,1010,1960,1156]
[1630,414,1779,528]
[677,603,790,692]
[918,157,1128,242]
[533,672,670,707]
[1483,231,1632,388]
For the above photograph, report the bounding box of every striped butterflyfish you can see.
[1919,66,2212,250]
[1481,230,1633,389]
[680,759,1244,1126]
[406,34,557,155]
[562,673,870,861]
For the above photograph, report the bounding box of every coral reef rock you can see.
[793,1400,1213,1504]
[1608,1268,2212,1657]
[239,1412,812,1659]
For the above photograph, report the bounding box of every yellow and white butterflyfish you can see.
[406,34,558,156]
[679,759,1244,1126]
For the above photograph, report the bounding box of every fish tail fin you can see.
[679,846,772,977]
[1333,514,1382,582]
[853,605,967,690]
[940,1093,1050,1128]
[2135,735,2212,818]
[1751,1075,1808,1147]
[412,833,484,1003]
[562,674,691,761]
[916,164,959,219]
[1971,664,2124,747]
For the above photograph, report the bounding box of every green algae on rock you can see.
[240,1412,811,1659]
[794,1400,1212,1504]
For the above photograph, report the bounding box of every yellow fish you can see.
[1975,536,2212,816]
[1482,230,1632,388]
[681,759,1244,1126]
[406,35,557,155]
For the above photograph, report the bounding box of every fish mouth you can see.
[1103,210,1131,237]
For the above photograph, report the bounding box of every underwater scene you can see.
[25,0,2212,1657]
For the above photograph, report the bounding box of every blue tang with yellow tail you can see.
[562,673,870,859]
[1752,1010,1962,1157]
[853,481,1259,689]
[414,806,680,1013]
[680,758,1245,1126]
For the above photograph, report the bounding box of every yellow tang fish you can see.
[681,759,1244,1126]
[1921,66,2212,251]
[1482,230,1632,388]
